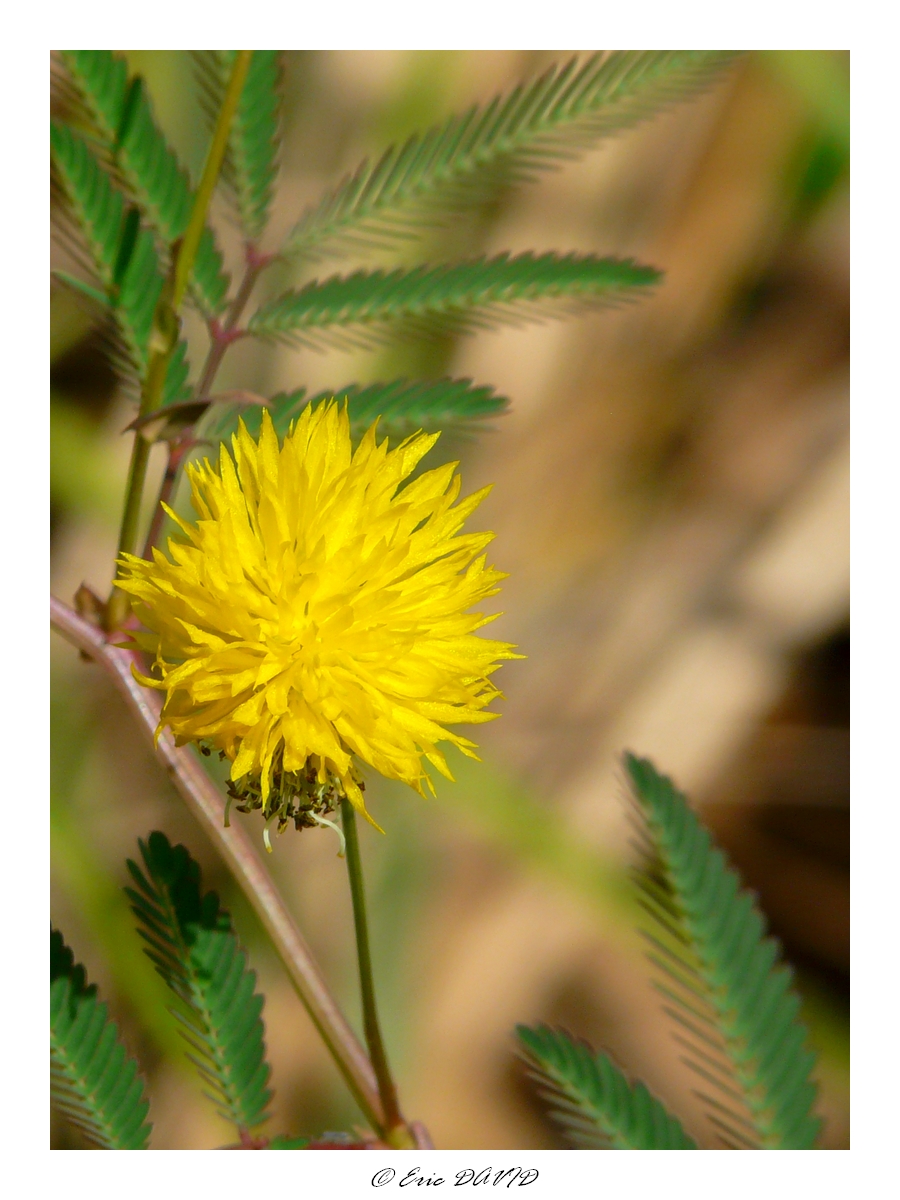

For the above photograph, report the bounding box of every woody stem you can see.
[50,594,387,1136]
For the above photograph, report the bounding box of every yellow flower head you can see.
[117,402,518,833]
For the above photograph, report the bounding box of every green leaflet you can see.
[516,1024,696,1149]
[125,832,272,1136]
[50,927,152,1150]
[624,754,822,1149]
[249,252,661,350]
[162,339,192,412]
[285,51,742,262]
[59,50,229,316]
[51,122,121,291]
[50,121,191,408]
[52,269,108,309]
[194,50,283,242]
[195,377,508,449]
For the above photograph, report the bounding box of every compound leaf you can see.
[50,120,191,408]
[248,252,660,351]
[50,927,152,1150]
[193,50,283,242]
[196,376,508,449]
[516,1024,696,1149]
[59,49,230,316]
[284,51,741,263]
[624,753,822,1149]
[125,832,272,1136]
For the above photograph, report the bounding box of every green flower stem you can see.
[108,51,253,628]
[340,797,412,1147]
[50,594,387,1136]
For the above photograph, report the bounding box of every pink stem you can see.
[50,593,387,1135]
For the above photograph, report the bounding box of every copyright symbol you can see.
[372,1168,396,1187]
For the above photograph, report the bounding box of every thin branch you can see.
[197,244,268,398]
[141,440,189,560]
[50,593,386,1136]
[142,245,270,561]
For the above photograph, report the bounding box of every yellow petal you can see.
[117,399,521,833]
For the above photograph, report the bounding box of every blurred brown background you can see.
[51,50,849,1149]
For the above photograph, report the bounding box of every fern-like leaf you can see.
[50,927,152,1149]
[125,832,272,1136]
[51,120,191,408]
[516,1024,696,1149]
[59,50,230,316]
[624,753,822,1149]
[284,51,741,263]
[249,252,660,351]
[193,50,283,242]
[196,376,508,450]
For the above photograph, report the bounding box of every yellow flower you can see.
[117,402,518,833]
